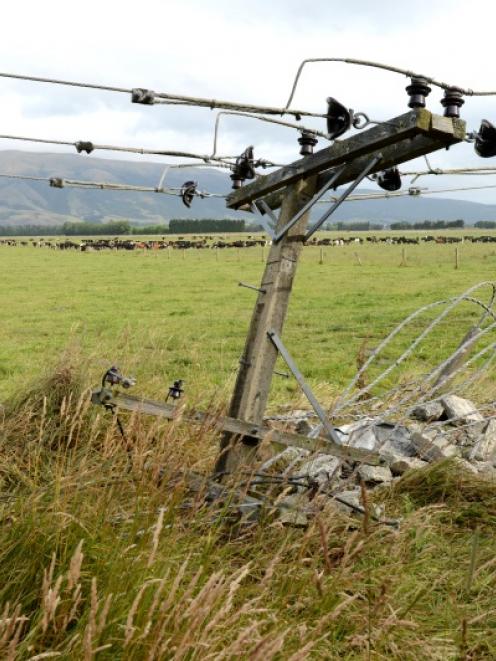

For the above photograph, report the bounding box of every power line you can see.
[5,172,496,204]
[210,110,331,159]
[319,182,496,203]
[285,57,496,111]
[0,70,324,119]
[0,133,236,164]
[400,166,496,183]
[0,172,225,198]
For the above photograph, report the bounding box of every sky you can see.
[1,0,496,202]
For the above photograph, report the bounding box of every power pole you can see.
[215,176,317,475]
[215,108,466,477]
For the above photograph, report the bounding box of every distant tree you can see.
[169,219,245,233]
[131,224,169,235]
[474,221,496,229]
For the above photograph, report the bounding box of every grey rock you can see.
[358,464,393,484]
[375,424,417,457]
[259,447,309,472]
[389,456,429,475]
[471,461,496,476]
[295,419,314,435]
[277,494,309,526]
[453,457,479,474]
[441,395,484,425]
[334,418,379,451]
[469,419,496,462]
[410,431,461,461]
[333,489,362,514]
[296,454,341,486]
[410,401,444,422]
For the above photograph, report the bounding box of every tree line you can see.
[390,220,465,230]
[0,219,247,236]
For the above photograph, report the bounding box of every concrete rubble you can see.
[265,395,496,522]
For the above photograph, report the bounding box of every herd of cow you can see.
[2,234,496,251]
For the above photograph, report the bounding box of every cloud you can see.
[0,0,496,201]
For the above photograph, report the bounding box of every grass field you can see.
[1,233,496,658]
[2,232,496,404]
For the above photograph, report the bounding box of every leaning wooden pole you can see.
[214,177,317,475]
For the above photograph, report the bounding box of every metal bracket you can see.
[239,282,266,294]
[273,163,347,243]
[250,201,275,240]
[304,154,382,240]
[267,330,342,446]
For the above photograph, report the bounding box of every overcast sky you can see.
[1,0,496,202]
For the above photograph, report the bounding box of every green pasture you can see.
[2,234,496,406]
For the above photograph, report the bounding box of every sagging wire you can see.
[0,172,226,200]
[338,282,496,410]
[404,167,496,183]
[210,110,332,161]
[284,57,496,113]
[0,132,237,165]
[317,182,496,204]
[302,284,496,467]
[0,69,324,119]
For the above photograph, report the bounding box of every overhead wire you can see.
[318,182,496,203]
[284,57,496,111]
[0,70,324,119]
[0,172,226,198]
[210,110,331,160]
[0,132,236,165]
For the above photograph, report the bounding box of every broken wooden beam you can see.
[91,388,382,465]
[226,109,466,210]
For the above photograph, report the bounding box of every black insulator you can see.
[49,177,65,188]
[405,77,431,108]
[180,180,197,208]
[376,167,402,192]
[75,141,94,154]
[167,379,184,401]
[325,97,352,139]
[298,130,318,156]
[131,88,156,105]
[230,146,256,189]
[441,88,464,118]
[474,120,496,158]
[102,366,136,389]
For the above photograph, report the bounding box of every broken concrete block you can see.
[471,461,496,476]
[410,432,461,461]
[358,464,393,484]
[410,401,444,422]
[295,419,314,435]
[469,419,496,462]
[332,488,362,514]
[277,494,309,526]
[441,395,483,425]
[334,419,379,451]
[296,454,340,486]
[375,424,417,457]
[389,456,429,476]
[453,457,479,474]
[259,447,309,473]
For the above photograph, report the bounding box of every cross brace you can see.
[226,109,466,211]
[90,388,382,464]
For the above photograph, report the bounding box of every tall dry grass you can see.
[0,356,495,659]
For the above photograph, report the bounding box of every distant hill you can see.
[1,150,496,226]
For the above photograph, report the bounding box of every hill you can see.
[1,150,496,226]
